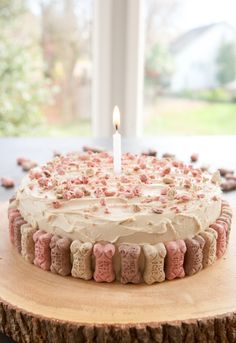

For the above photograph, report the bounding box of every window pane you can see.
[144,0,236,135]
[0,0,93,136]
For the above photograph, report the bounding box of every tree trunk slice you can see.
[0,202,236,343]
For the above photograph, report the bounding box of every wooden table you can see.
[0,136,235,343]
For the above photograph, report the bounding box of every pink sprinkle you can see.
[121,176,129,183]
[100,198,106,206]
[212,195,218,201]
[82,176,89,184]
[170,206,180,213]
[124,191,134,199]
[104,190,116,197]
[99,152,109,158]
[140,163,146,169]
[74,189,84,198]
[133,186,141,196]
[87,161,95,167]
[161,167,171,176]
[153,196,160,201]
[29,168,43,180]
[172,160,179,167]
[140,174,148,183]
[179,194,191,202]
[38,177,48,187]
[57,168,65,175]
[79,155,89,161]
[52,200,61,209]
[94,157,101,163]
[63,190,74,200]
[161,188,167,195]
[133,165,140,171]
[191,170,199,177]
[141,197,153,203]
[100,179,107,186]
[95,188,104,198]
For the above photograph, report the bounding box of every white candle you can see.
[113,106,122,174]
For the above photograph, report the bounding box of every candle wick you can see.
[115,124,118,131]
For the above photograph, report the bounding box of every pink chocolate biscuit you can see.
[165,240,186,280]
[210,222,227,259]
[216,219,231,245]
[8,210,21,243]
[218,212,231,227]
[7,203,17,218]
[13,217,26,253]
[93,243,115,282]
[50,235,72,276]
[184,236,205,276]
[33,230,53,271]
[119,244,141,284]
[222,204,232,218]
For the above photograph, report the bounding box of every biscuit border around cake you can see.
[8,199,232,285]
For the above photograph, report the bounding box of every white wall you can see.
[92,0,145,138]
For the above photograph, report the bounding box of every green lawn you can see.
[144,98,236,135]
[0,120,91,137]
[34,121,91,137]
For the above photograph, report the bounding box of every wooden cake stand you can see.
[0,202,236,343]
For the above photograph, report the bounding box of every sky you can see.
[177,0,236,31]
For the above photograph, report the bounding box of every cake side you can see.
[8,197,232,284]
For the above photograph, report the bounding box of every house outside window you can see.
[144,0,236,136]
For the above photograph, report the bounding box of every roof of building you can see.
[170,22,236,54]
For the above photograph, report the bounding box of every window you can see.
[143,0,236,135]
[0,0,93,136]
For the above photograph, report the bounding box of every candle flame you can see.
[113,106,120,131]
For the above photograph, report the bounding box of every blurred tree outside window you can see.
[144,0,236,135]
[0,0,93,137]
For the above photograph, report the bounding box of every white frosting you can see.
[16,152,222,244]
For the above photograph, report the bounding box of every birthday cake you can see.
[8,151,232,284]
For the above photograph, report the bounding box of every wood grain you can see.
[0,202,236,343]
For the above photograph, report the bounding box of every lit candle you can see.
[113,106,122,174]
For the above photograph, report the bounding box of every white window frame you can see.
[92,0,144,138]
